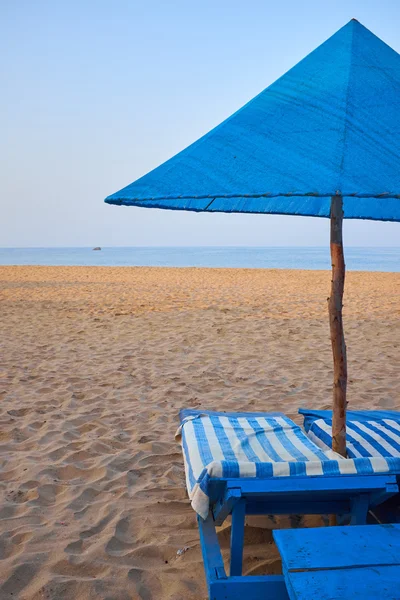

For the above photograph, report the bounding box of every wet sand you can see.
[0,266,399,599]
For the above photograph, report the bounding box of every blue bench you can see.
[274,523,400,599]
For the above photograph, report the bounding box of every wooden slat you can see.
[245,499,349,515]
[210,575,289,600]
[274,524,400,571]
[207,475,398,508]
[197,513,226,586]
[349,493,369,524]
[223,474,397,495]
[285,565,400,600]
[230,499,246,576]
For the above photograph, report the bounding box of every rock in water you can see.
[93,247,101,251]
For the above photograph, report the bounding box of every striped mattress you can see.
[300,409,400,459]
[176,409,400,518]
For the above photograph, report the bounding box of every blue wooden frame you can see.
[274,524,400,599]
[197,472,399,599]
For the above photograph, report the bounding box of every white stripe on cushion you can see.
[274,416,327,463]
[372,421,400,446]
[356,421,400,456]
[307,428,332,452]
[201,416,225,462]
[346,423,393,457]
[384,419,400,433]
[183,419,206,483]
[256,417,297,461]
[219,416,257,477]
[237,417,275,463]
[313,419,364,458]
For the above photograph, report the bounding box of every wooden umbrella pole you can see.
[329,194,347,457]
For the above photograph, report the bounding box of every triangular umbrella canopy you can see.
[105,19,400,221]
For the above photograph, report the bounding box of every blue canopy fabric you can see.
[105,19,400,222]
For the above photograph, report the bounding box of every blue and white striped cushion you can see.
[306,417,400,459]
[175,410,400,518]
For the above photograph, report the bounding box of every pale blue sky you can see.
[1,0,399,247]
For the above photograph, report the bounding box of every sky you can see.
[1,0,400,247]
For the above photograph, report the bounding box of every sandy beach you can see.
[1,265,399,600]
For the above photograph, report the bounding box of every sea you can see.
[0,247,399,271]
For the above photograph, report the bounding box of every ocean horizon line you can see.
[0,246,399,272]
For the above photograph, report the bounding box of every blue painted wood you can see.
[275,524,400,599]
[213,487,241,526]
[245,500,348,515]
[369,482,399,505]
[199,472,399,598]
[208,475,398,526]
[369,494,400,524]
[230,499,246,576]
[207,475,398,507]
[198,510,290,599]
[350,493,369,524]
[283,565,400,600]
[274,524,400,571]
[197,513,226,591]
[210,575,289,600]
[223,474,398,495]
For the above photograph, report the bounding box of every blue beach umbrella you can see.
[105,20,400,455]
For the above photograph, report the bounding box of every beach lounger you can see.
[176,409,400,599]
[300,408,400,523]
